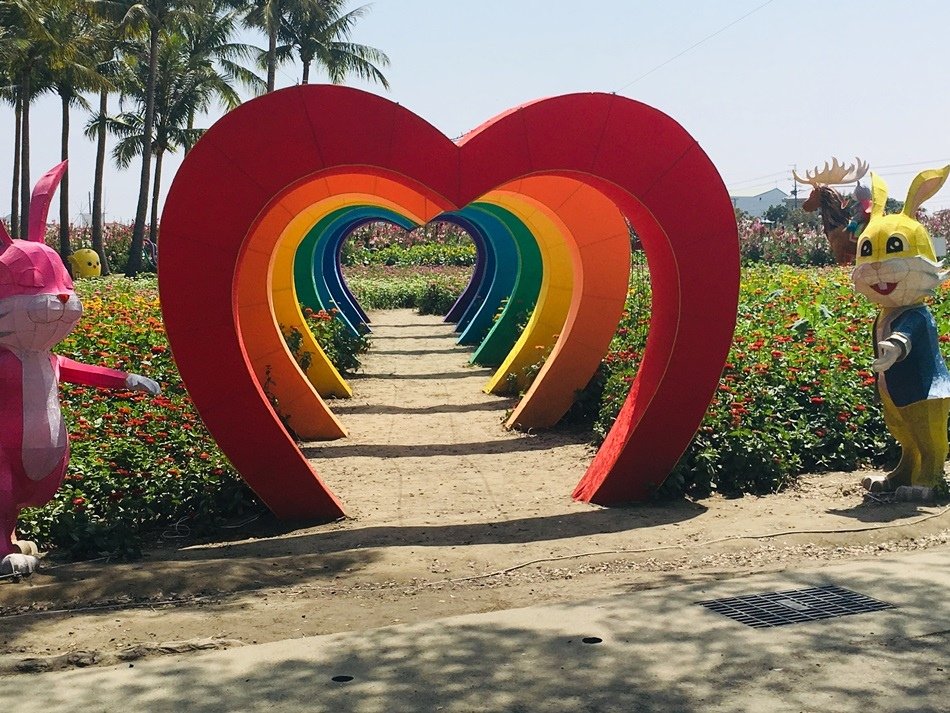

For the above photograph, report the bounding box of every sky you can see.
[4,0,950,223]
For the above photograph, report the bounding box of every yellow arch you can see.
[480,190,575,394]
[271,191,422,398]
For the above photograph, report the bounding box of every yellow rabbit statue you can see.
[852,166,950,498]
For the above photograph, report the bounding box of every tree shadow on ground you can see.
[330,401,514,415]
[11,559,947,712]
[302,432,592,459]
[177,500,708,562]
[368,347,469,356]
[354,370,491,380]
[363,333,455,340]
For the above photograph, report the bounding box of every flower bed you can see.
[20,258,950,558]
[593,264,950,497]
[19,278,258,559]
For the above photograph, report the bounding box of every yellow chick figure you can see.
[68,248,101,278]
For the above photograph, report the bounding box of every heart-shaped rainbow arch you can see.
[159,86,739,519]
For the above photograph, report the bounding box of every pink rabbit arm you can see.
[56,355,128,389]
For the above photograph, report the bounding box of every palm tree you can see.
[179,1,264,148]
[107,6,258,248]
[88,0,194,276]
[281,1,388,87]
[2,0,56,238]
[239,0,324,93]
[44,0,112,265]
[0,22,21,236]
[83,14,126,274]
[241,0,281,93]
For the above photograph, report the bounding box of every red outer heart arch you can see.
[159,85,739,519]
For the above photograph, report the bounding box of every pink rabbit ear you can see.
[27,160,68,243]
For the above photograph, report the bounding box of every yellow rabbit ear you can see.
[870,172,888,218]
[904,165,950,216]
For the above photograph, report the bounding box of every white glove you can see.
[872,341,902,373]
[125,373,161,395]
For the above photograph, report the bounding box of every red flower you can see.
[810,397,825,404]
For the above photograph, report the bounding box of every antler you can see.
[793,157,869,186]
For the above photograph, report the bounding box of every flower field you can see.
[18,253,950,557]
[594,264,950,498]
[20,278,259,559]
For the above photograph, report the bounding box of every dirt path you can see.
[1,309,949,674]
[311,309,593,527]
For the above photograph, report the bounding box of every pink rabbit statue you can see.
[0,162,159,577]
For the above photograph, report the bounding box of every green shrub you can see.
[345,265,470,312]
[417,280,462,315]
[345,242,476,267]
[293,307,369,374]
[737,218,835,267]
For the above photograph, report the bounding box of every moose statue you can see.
[794,157,871,265]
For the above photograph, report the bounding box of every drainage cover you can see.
[697,585,894,628]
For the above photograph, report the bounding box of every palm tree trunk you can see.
[148,146,164,253]
[127,22,161,277]
[92,87,110,275]
[267,25,277,92]
[59,92,72,267]
[302,59,310,84]
[185,109,195,156]
[10,94,21,238]
[19,71,31,240]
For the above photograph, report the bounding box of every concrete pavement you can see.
[2,547,948,712]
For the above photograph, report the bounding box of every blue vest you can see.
[875,304,950,407]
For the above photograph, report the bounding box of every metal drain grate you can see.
[697,585,894,628]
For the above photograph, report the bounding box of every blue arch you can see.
[452,204,520,347]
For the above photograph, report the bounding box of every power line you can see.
[871,158,950,171]
[614,0,778,92]
[727,158,950,192]
[725,170,790,188]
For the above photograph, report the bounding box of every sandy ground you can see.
[1,309,949,674]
